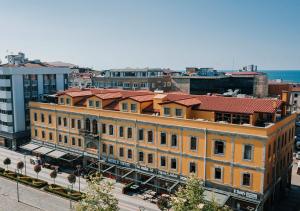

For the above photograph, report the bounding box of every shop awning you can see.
[46,150,68,159]
[33,146,54,155]
[203,190,229,206]
[20,143,41,151]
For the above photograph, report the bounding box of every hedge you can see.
[44,184,84,201]
[0,168,48,189]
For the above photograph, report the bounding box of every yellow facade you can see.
[30,100,296,198]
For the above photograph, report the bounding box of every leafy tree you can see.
[50,170,57,184]
[171,176,232,211]
[3,157,11,171]
[67,173,76,188]
[74,175,119,211]
[34,164,41,179]
[157,195,172,211]
[16,161,24,174]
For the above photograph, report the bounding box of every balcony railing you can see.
[79,129,99,140]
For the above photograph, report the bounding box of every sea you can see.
[262,70,300,83]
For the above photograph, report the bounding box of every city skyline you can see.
[0,0,300,70]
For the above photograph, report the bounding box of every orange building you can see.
[27,88,296,210]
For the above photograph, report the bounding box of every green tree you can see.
[74,175,119,211]
[16,161,24,174]
[50,170,57,184]
[3,157,11,171]
[171,176,232,211]
[33,164,41,179]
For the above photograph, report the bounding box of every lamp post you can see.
[67,185,72,209]
[24,154,27,175]
[15,169,20,202]
[76,164,81,192]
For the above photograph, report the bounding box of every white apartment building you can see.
[290,87,300,114]
[0,52,71,149]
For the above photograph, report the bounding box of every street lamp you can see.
[15,169,20,202]
[67,185,72,209]
[76,164,81,192]
[24,154,27,175]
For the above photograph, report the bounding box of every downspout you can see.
[204,128,207,186]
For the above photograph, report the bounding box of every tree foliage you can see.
[3,157,11,170]
[34,164,41,179]
[50,170,57,184]
[171,176,231,211]
[74,175,119,211]
[68,174,77,185]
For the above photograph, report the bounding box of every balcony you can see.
[79,129,99,140]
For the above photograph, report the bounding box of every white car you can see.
[296,152,300,160]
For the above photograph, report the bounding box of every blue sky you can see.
[0,0,299,70]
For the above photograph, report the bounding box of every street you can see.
[0,147,159,211]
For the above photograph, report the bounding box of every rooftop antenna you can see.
[232,57,235,71]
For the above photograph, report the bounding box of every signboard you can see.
[233,189,258,200]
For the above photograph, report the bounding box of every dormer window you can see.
[88,100,94,107]
[95,100,100,108]
[175,108,182,117]
[60,98,64,104]
[122,103,128,111]
[131,103,137,112]
[164,107,170,116]
[66,98,70,105]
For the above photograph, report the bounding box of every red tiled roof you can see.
[103,100,119,111]
[160,97,201,107]
[94,92,123,100]
[292,87,300,92]
[194,95,281,114]
[129,94,154,102]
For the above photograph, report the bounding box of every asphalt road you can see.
[0,147,159,211]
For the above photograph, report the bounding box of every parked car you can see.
[296,152,300,160]
[30,157,42,165]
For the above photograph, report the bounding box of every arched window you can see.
[92,119,98,134]
[85,118,91,132]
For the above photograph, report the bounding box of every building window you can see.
[147,131,153,143]
[66,98,70,105]
[160,156,166,167]
[34,129,38,137]
[58,117,62,125]
[171,134,177,147]
[48,115,52,124]
[49,132,53,140]
[77,120,81,129]
[109,146,114,155]
[164,107,170,116]
[64,136,68,144]
[130,103,137,112]
[95,101,100,108]
[127,149,132,159]
[41,114,45,123]
[63,117,67,127]
[42,130,45,139]
[122,103,128,111]
[60,98,64,104]
[78,138,82,147]
[102,143,107,153]
[175,109,182,117]
[127,127,132,139]
[160,132,167,145]
[243,145,253,160]
[214,167,222,180]
[139,151,144,162]
[109,125,114,135]
[119,126,124,137]
[72,137,75,145]
[71,119,75,128]
[100,124,106,134]
[148,154,153,163]
[138,129,144,141]
[242,173,251,186]
[190,162,196,173]
[171,158,177,169]
[295,94,298,98]
[214,141,225,155]
[88,100,94,107]
[190,136,197,150]
[119,148,124,157]
[58,134,62,142]
[34,113,37,121]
